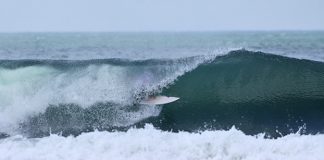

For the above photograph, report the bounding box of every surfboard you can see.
[140,96,179,105]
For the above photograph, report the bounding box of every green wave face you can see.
[158,51,324,136]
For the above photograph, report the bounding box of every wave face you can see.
[156,50,324,137]
[1,50,324,137]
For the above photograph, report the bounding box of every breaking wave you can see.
[1,50,324,137]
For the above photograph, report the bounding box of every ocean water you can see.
[0,32,324,160]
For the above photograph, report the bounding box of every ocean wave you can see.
[1,50,324,137]
[156,50,324,136]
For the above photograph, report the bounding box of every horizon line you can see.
[1,29,324,33]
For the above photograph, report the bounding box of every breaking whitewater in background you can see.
[0,32,324,160]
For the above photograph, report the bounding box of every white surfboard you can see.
[140,96,179,105]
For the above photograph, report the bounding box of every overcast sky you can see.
[0,0,323,32]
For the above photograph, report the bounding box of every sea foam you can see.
[0,124,323,160]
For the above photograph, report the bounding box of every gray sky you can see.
[0,0,323,32]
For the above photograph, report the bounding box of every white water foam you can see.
[0,124,323,160]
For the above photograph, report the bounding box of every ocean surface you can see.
[0,32,324,160]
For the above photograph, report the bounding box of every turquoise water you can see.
[1,32,324,160]
[0,32,324,138]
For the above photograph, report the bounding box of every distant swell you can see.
[1,50,324,137]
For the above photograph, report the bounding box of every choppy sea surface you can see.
[0,32,324,160]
